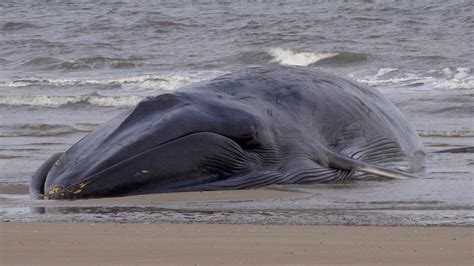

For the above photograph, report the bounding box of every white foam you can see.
[434,67,474,90]
[138,74,208,91]
[373,68,398,78]
[355,68,426,86]
[0,71,226,107]
[269,48,338,66]
[0,94,143,107]
[0,123,100,137]
[0,72,221,90]
[417,130,474,137]
[356,75,428,86]
[453,67,471,80]
[356,67,474,90]
[70,123,99,132]
[442,67,453,77]
[434,80,474,90]
[0,81,32,88]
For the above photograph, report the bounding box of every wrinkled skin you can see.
[31,66,424,199]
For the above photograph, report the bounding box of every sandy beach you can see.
[1,1,473,265]
[1,184,473,265]
[1,223,472,265]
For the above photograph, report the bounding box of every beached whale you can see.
[30,65,425,199]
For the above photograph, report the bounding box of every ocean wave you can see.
[269,48,339,66]
[434,80,474,90]
[417,130,474,137]
[354,67,426,86]
[0,123,98,137]
[60,56,141,70]
[234,20,264,31]
[224,51,273,65]
[0,93,143,107]
[356,75,428,86]
[356,67,474,90]
[268,48,367,67]
[136,74,214,91]
[434,68,474,90]
[0,73,214,90]
[316,52,368,66]
[1,22,37,31]
[18,56,142,70]
[23,57,61,66]
[352,17,389,23]
[140,19,200,30]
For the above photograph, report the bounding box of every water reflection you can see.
[3,205,470,226]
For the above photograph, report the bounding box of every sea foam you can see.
[417,130,474,137]
[434,68,474,90]
[0,72,219,90]
[356,67,473,90]
[0,94,143,107]
[269,48,338,66]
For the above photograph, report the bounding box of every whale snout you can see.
[38,131,257,199]
[32,91,272,199]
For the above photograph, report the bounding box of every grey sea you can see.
[0,0,473,225]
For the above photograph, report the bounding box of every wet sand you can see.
[3,180,473,226]
[1,223,472,265]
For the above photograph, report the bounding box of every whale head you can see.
[35,90,288,199]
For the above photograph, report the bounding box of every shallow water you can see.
[1,143,473,225]
[0,1,473,225]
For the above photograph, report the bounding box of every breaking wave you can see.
[434,80,474,90]
[16,56,142,71]
[0,72,217,90]
[269,48,339,66]
[355,68,428,86]
[356,67,473,89]
[0,93,143,107]
[0,123,98,137]
[417,130,474,137]
[434,67,474,90]
[267,48,367,67]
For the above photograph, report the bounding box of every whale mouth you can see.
[40,131,252,200]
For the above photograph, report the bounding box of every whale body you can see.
[30,66,425,199]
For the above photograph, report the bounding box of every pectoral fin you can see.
[322,147,417,179]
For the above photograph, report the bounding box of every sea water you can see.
[0,1,472,225]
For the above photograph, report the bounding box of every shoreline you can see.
[1,222,472,265]
[2,187,473,226]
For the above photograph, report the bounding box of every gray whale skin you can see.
[30,66,425,200]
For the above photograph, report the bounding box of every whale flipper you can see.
[322,125,417,179]
[323,149,417,179]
